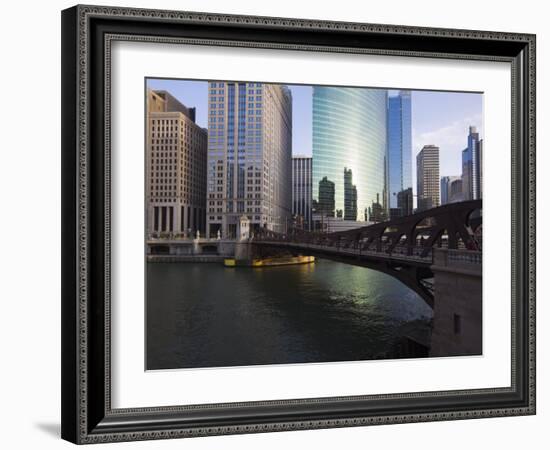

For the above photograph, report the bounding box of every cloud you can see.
[410,114,483,205]
[412,113,483,158]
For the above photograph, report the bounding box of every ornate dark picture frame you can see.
[61,4,536,444]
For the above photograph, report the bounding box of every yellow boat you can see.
[224,255,315,267]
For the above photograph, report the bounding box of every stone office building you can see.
[416,144,440,212]
[146,89,208,237]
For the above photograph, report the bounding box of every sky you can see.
[146,78,483,190]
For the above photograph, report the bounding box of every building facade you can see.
[395,187,413,219]
[206,82,293,238]
[440,176,462,205]
[146,89,208,237]
[461,126,482,201]
[292,155,312,230]
[416,145,440,211]
[312,86,388,223]
[387,91,412,216]
[449,178,464,203]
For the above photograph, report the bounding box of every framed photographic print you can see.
[61,4,536,444]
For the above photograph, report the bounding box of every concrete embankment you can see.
[147,255,226,263]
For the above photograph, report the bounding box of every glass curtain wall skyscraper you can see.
[461,126,482,201]
[387,91,412,217]
[206,82,292,237]
[442,177,465,204]
[312,86,387,223]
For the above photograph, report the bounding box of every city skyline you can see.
[145,79,483,235]
[146,78,483,187]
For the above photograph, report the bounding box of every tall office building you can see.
[461,126,482,200]
[206,82,292,237]
[449,178,464,203]
[416,145,440,211]
[292,155,312,230]
[396,187,413,217]
[387,91,412,217]
[343,168,358,221]
[478,139,483,198]
[440,175,461,205]
[146,89,207,236]
[312,86,387,223]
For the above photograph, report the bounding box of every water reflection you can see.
[146,259,432,370]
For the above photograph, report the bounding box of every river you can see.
[146,259,433,370]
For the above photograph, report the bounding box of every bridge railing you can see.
[448,249,482,265]
[432,248,482,272]
[386,245,433,261]
[255,236,435,263]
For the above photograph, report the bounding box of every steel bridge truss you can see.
[253,200,482,308]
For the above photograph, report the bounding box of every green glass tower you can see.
[312,86,387,222]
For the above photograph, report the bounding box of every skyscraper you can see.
[478,138,483,198]
[292,155,312,230]
[206,82,292,237]
[449,178,464,203]
[146,89,208,236]
[343,168,358,221]
[417,145,440,211]
[440,175,461,205]
[387,91,412,216]
[397,187,413,217]
[312,86,387,222]
[461,126,482,200]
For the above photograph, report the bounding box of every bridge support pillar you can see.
[234,240,251,260]
[429,249,482,357]
[192,238,201,255]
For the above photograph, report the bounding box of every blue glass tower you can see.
[312,86,387,222]
[387,91,412,214]
[461,126,481,201]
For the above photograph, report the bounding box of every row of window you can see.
[208,199,262,206]
[150,124,194,131]
[151,136,203,143]
[210,95,263,103]
[210,82,261,87]
[207,215,263,221]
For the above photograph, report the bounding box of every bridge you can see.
[253,199,482,309]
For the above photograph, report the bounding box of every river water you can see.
[146,259,433,370]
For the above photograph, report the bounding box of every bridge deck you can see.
[255,241,434,265]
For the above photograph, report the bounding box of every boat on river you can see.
[224,255,315,268]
